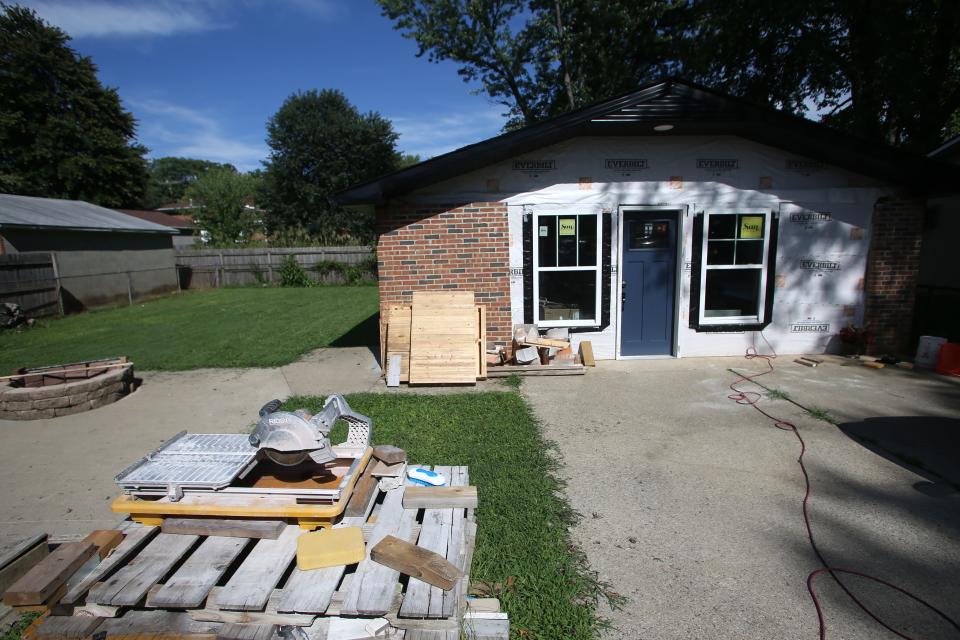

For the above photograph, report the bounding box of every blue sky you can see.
[21,0,508,171]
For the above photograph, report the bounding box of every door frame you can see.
[615,205,686,360]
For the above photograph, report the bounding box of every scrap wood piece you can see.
[150,536,249,609]
[83,530,124,560]
[218,623,277,640]
[371,536,460,591]
[370,459,405,477]
[385,305,412,383]
[61,525,158,606]
[387,354,402,387]
[215,526,300,612]
[295,527,365,570]
[578,341,595,367]
[487,363,585,377]
[408,291,478,385]
[3,541,96,606]
[518,336,570,349]
[0,533,48,594]
[89,533,198,607]
[34,614,103,639]
[442,466,469,619]
[344,462,379,518]
[373,445,406,465]
[161,518,286,540]
[476,305,487,380]
[403,486,477,509]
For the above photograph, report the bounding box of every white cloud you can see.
[22,0,340,39]
[391,107,506,159]
[130,99,267,172]
[24,1,218,38]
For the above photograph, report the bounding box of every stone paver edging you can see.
[0,365,135,420]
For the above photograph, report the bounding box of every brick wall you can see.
[376,201,512,352]
[864,197,924,355]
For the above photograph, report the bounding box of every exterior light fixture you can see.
[653,124,674,132]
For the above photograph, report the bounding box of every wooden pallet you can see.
[14,466,507,640]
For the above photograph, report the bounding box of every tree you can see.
[145,157,236,209]
[0,4,148,206]
[260,89,399,242]
[186,169,260,245]
[377,0,960,149]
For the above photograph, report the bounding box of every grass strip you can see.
[286,392,605,639]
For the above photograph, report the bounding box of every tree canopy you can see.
[186,168,261,245]
[0,4,148,206]
[145,157,237,209]
[378,0,960,149]
[260,89,399,243]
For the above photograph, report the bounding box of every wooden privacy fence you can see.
[175,246,374,288]
[0,252,61,317]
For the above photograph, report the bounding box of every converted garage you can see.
[336,79,958,361]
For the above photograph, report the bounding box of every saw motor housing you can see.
[249,394,371,466]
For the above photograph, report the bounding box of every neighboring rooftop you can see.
[115,209,197,231]
[0,193,176,234]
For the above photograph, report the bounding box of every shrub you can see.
[278,255,314,287]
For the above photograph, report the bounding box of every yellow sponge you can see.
[296,527,366,570]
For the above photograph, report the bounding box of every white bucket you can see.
[915,336,947,368]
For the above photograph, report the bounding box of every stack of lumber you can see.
[0,465,507,640]
[486,325,592,377]
[382,291,487,386]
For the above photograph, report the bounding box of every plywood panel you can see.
[408,291,478,385]
[385,305,412,382]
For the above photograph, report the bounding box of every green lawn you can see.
[0,287,379,373]
[287,392,607,640]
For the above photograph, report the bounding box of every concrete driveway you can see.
[523,356,960,640]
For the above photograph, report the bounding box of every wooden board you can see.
[373,445,406,464]
[150,537,249,609]
[400,466,454,619]
[3,541,95,606]
[218,623,277,640]
[518,336,570,349]
[370,536,459,591]
[370,460,405,477]
[161,519,287,540]
[578,341,595,367]
[476,306,487,380]
[34,614,104,639]
[386,305,412,383]
[344,463,379,518]
[83,530,124,560]
[61,526,158,606]
[214,526,300,611]
[89,533,198,607]
[403,486,478,509]
[96,610,221,637]
[0,534,48,594]
[408,291,478,385]
[486,363,586,377]
[387,354,402,387]
[340,480,417,616]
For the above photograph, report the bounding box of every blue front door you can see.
[620,211,678,356]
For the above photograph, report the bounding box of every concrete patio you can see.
[523,356,960,639]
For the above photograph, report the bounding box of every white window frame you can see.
[698,209,772,326]
[532,210,602,328]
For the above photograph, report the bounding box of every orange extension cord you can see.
[727,338,960,639]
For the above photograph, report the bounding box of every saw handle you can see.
[258,399,282,417]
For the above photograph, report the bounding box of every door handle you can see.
[621,281,627,307]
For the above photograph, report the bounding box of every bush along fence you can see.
[175,246,376,289]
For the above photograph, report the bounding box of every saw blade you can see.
[263,449,310,466]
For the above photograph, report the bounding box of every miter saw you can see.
[113,394,372,510]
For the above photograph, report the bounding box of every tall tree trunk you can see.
[553,0,577,110]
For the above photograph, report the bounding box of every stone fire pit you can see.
[0,359,135,420]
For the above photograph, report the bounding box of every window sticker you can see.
[539,225,549,237]
[740,216,763,239]
[558,218,576,236]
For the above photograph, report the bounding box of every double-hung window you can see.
[532,211,602,327]
[698,210,772,325]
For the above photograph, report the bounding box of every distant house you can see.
[0,194,178,313]
[116,209,199,248]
